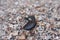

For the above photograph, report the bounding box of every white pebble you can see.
[15,2,19,5]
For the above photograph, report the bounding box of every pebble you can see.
[19,34,26,40]
[37,22,45,26]
[15,2,19,5]
[35,15,43,21]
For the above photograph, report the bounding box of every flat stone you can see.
[19,34,26,40]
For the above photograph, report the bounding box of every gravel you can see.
[0,0,60,40]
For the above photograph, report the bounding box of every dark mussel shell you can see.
[23,16,36,30]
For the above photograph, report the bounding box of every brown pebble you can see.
[19,33,26,40]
